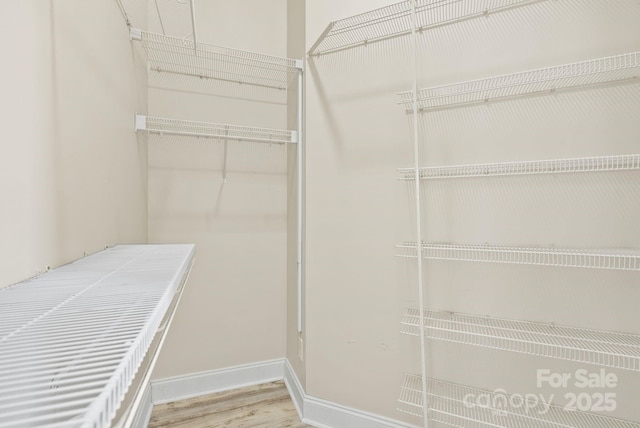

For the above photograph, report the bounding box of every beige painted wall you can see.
[150,0,290,379]
[0,0,148,289]
[304,0,640,423]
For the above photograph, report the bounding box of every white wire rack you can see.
[308,0,545,56]
[134,114,297,144]
[401,308,640,371]
[397,154,640,180]
[0,244,195,428]
[396,242,640,271]
[399,374,640,427]
[398,51,640,111]
[132,29,300,91]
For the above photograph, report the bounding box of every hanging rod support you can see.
[134,114,147,132]
[130,27,142,41]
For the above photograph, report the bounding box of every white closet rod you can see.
[297,63,304,334]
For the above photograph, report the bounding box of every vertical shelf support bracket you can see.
[410,0,429,426]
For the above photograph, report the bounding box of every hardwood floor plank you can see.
[149,381,310,427]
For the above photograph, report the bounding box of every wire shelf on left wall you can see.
[0,244,194,428]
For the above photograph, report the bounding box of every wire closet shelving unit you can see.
[130,28,302,144]
[0,244,195,428]
[310,0,640,427]
[398,375,640,428]
[126,3,306,334]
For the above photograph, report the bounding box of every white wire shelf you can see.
[399,374,640,427]
[308,0,545,56]
[401,308,640,371]
[132,29,300,91]
[397,154,640,180]
[0,244,195,428]
[398,51,640,111]
[396,242,640,271]
[135,114,297,144]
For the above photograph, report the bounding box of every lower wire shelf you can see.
[401,308,640,371]
[399,374,640,427]
[0,244,195,428]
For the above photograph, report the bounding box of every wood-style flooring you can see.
[148,381,311,427]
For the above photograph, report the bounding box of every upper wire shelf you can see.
[308,0,546,56]
[397,154,640,180]
[396,242,640,271]
[401,308,640,371]
[398,374,640,427]
[399,51,640,111]
[0,245,194,428]
[135,114,297,144]
[132,29,301,91]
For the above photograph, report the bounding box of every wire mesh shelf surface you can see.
[397,242,640,271]
[136,30,299,90]
[398,51,640,111]
[399,374,640,427]
[136,115,296,144]
[308,0,545,55]
[401,308,640,371]
[397,154,640,180]
[0,244,195,428]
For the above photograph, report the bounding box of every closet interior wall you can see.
[148,0,291,379]
[305,0,640,425]
[305,0,416,419]
[0,1,147,288]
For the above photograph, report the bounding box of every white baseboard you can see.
[283,360,413,428]
[142,358,414,428]
[130,381,153,428]
[151,358,285,405]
